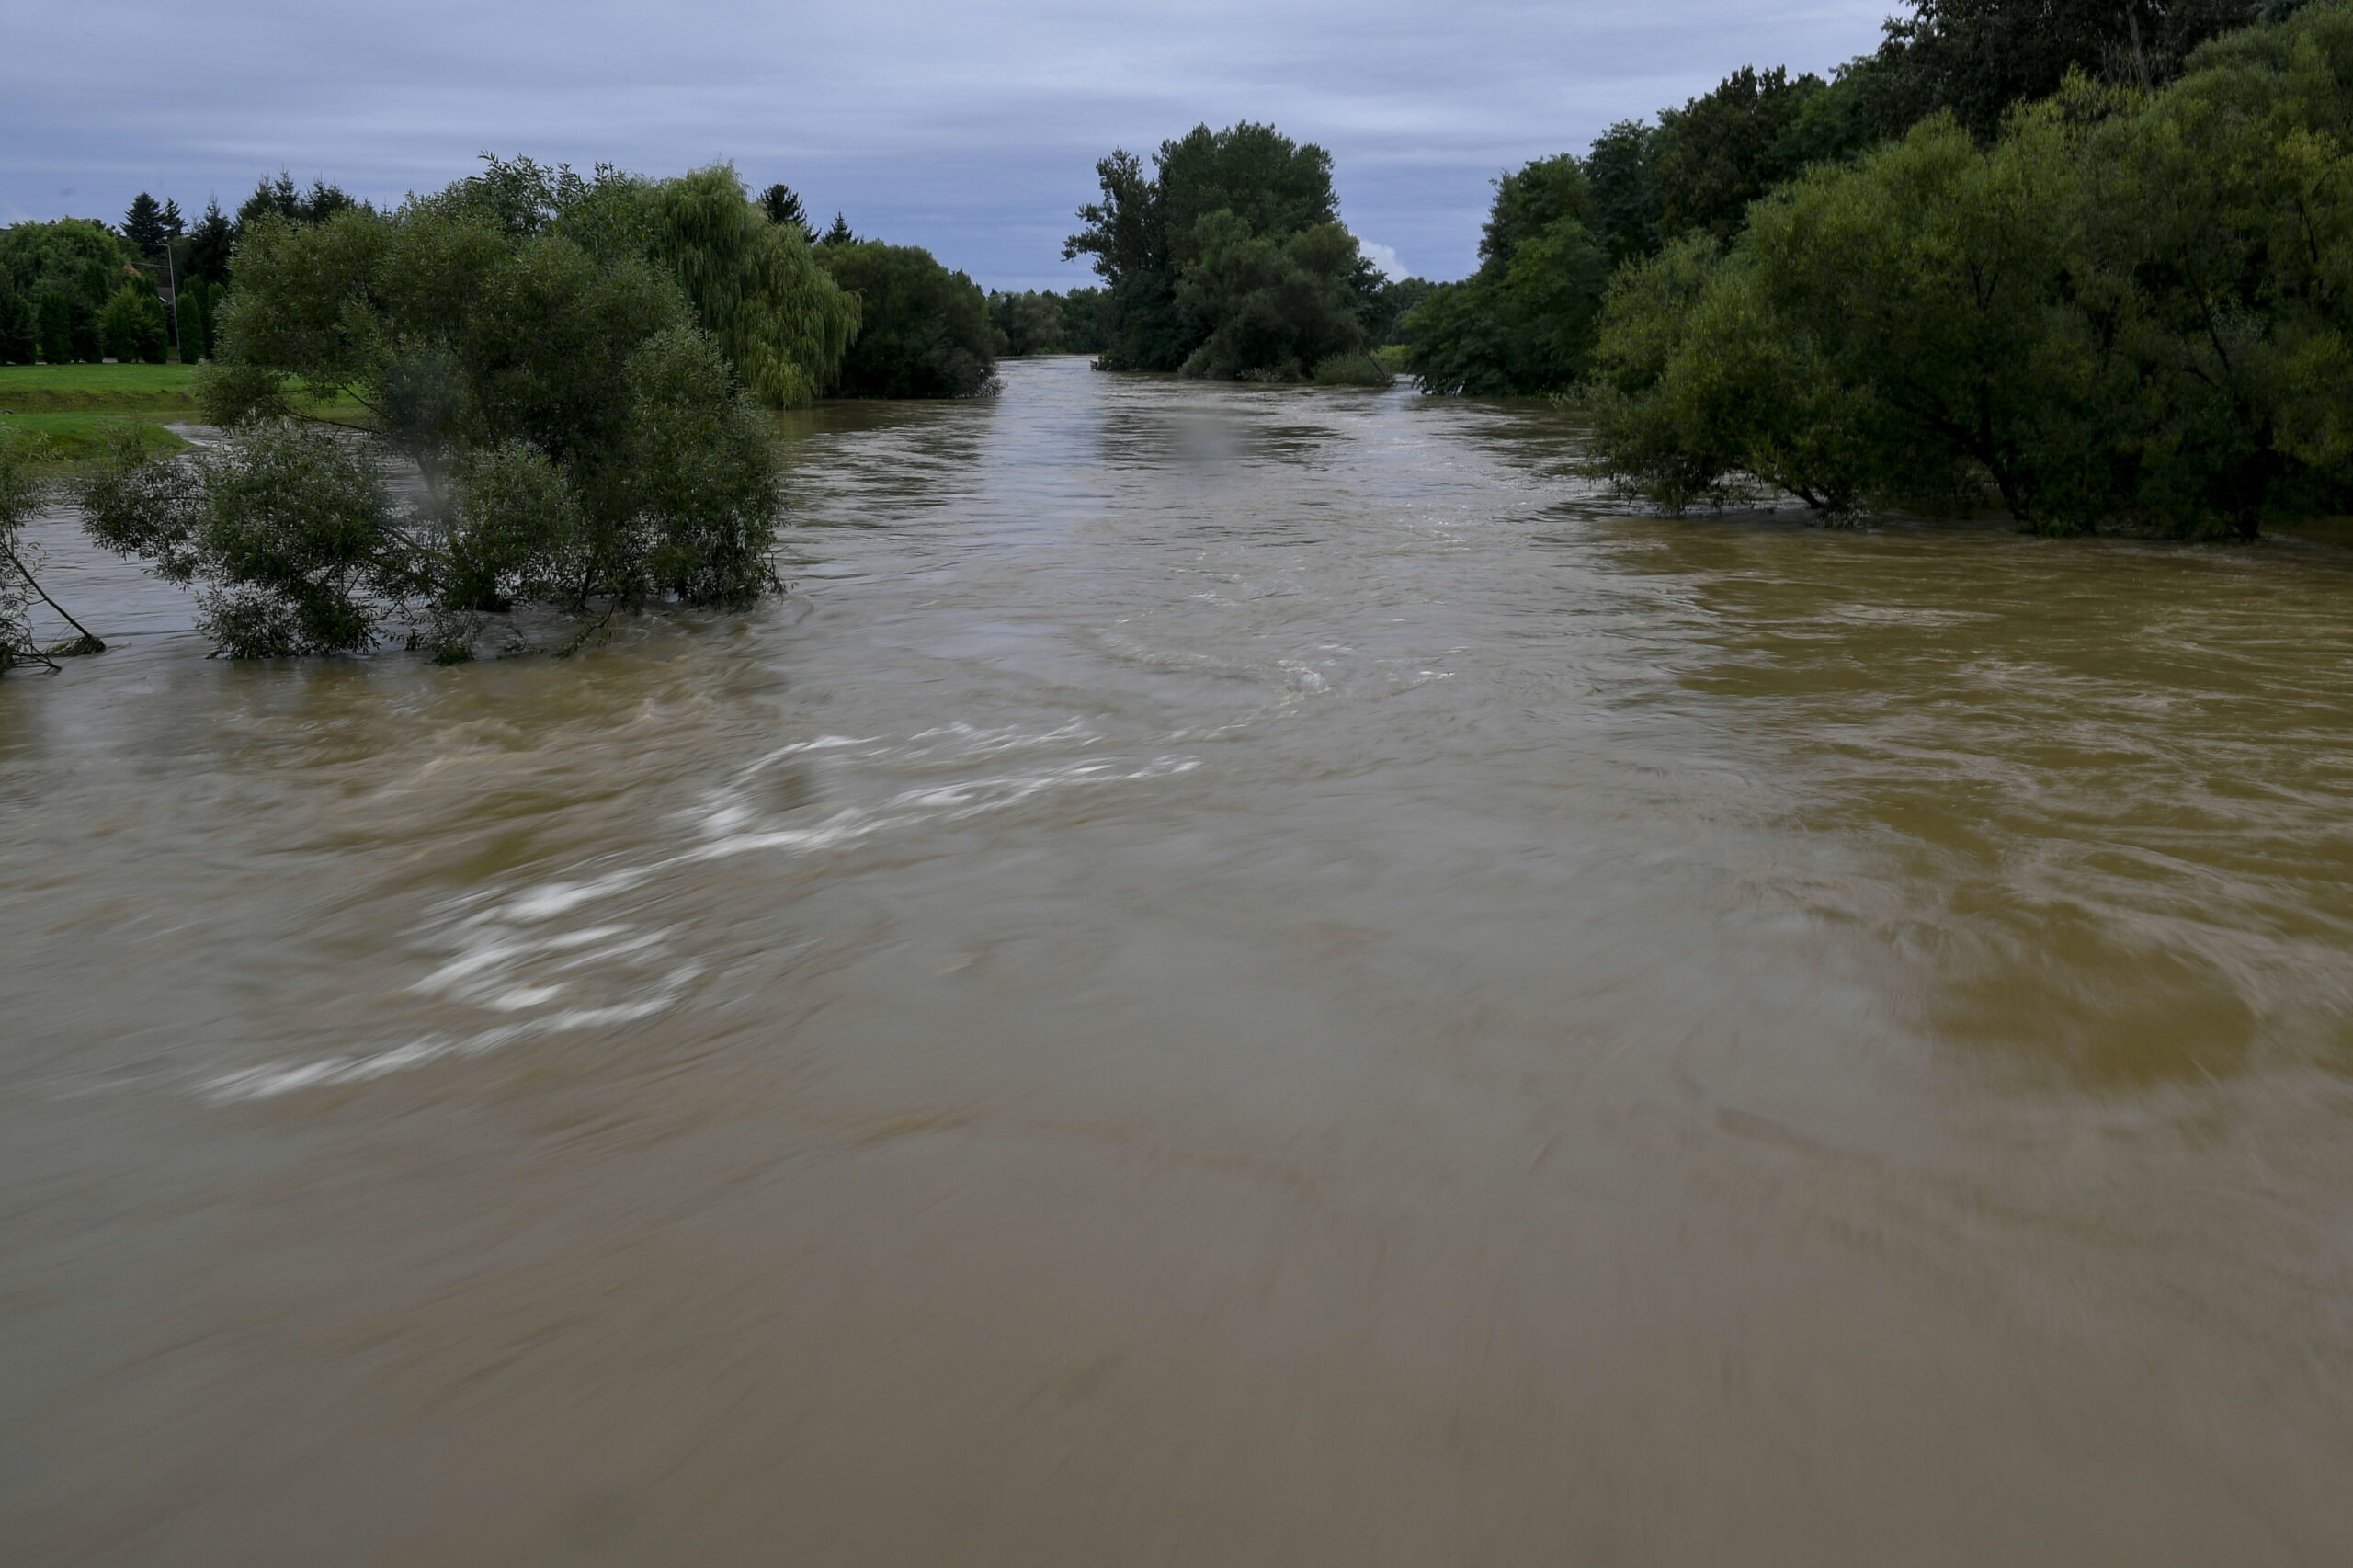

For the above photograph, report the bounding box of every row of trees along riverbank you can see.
[1,158,1015,673]
[1382,0,2353,537]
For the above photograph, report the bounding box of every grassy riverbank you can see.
[0,363,369,462]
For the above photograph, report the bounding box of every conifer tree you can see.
[759,182,815,243]
[175,287,204,362]
[822,212,855,245]
[183,199,236,287]
[123,192,168,255]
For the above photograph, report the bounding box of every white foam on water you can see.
[194,727,1198,1103]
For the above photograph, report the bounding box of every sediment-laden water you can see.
[6,357,2352,1565]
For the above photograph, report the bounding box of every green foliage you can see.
[1173,215,1371,381]
[97,285,168,364]
[0,429,46,670]
[123,193,169,256]
[1654,66,1861,243]
[1364,275,1434,345]
[84,157,802,658]
[630,165,858,408]
[36,291,74,363]
[174,287,203,362]
[82,421,394,655]
[1310,352,1393,387]
[989,290,1066,356]
[0,290,32,363]
[817,242,997,396]
[1584,0,2353,537]
[1586,122,1663,266]
[236,172,365,233]
[1066,121,1380,376]
[0,220,137,337]
[1057,286,1109,353]
[180,200,236,289]
[758,183,816,243]
[1403,155,1612,394]
[1872,0,2284,138]
[821,212,854,246]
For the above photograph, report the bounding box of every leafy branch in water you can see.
[0,432,103,676]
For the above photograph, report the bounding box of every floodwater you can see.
[6,356,2353,1565]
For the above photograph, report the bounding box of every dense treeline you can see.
[1397,0,2347,534]
[985,288,1109,358]
[1595,5,2353,536]
[0,174,362,366]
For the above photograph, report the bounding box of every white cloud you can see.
[1358,241,1405,280]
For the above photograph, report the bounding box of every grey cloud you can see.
[3,0,1892,288]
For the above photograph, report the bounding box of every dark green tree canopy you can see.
[123,193,170,256]
[1583,0,2353,537]
[1402,154,1611,395]
[1871,0,2296,137]
[817,241,998,397]
[988,290,1066,357]
[759,182,815,243]
[1654,66,1837,242]
[1065,120,1378,376]
[236,173,365,233]
[180,199,237,287]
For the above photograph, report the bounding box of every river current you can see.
[6,356,2353,1564]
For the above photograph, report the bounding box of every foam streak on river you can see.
[6,358,2353,1565]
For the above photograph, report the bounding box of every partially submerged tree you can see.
[79,158,809,661]
[1582,0,2353,537]
[1,433,104,673]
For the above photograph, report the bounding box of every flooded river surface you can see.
[6,356,2353,1565]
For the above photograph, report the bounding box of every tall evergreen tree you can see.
[759,183,816,243]
[821,211,855,245]
[174,287,204,362]
[160,198,185,242]
[123,192,168,255]
[182,199,236,287]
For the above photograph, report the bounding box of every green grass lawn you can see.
[0,411,192,461]
[0,363,366,462]
[0,362,203,411]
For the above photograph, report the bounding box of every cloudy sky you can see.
[4,1,1893,289]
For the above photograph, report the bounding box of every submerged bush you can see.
[82,423,395,656]
[82,157,803,660]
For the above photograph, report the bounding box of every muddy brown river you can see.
[6,356,2353,1564]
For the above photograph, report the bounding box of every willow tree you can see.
[633,165,858,408]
